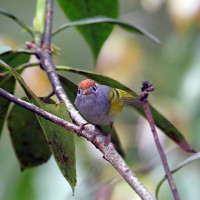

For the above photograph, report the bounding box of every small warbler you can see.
[75,79,139,140]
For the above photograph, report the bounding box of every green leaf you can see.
[56,0,118,60]
[0,52,30,73]
[52,16,160,44]
[0,50,25,137]
[0,59,35,99]
[0,45,12,55]
[0,59,77,192]
[59,75,125,156]
[56,65,195,153]
[7,97,51,170]
[0,75,16,137]
[38,102,76,192]
[156,152,200,199]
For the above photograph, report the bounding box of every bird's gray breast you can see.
[75,85,112,124]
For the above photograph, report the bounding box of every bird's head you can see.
[78,79,98,95]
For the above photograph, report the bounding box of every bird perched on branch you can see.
[75,79,139,141]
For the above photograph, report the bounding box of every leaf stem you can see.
[0,8,34,38]
[2,62,39,76]
[0,49,36,57]
[33,0,46,45]
[16,62,40,71]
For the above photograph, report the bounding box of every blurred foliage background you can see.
[0,0,200,199]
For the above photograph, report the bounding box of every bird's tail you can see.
[117,89,141,106]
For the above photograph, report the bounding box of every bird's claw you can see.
[78,122,90,136]
[105,133,111,146]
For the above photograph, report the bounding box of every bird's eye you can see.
[92,86,97,91]
[78,89,81,94]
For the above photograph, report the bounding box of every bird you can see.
[75,79,139,142]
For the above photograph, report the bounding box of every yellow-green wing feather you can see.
[118,89,139,106]
[108,88,123,119]
[108,88,139,119]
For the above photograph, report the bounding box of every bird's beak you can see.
[83,91,90,95]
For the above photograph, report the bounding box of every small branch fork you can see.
[140,81,180,200]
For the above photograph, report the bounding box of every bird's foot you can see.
[105,133,111,146]
[78,122,90,136]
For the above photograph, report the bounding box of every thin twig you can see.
[140,81,180,200]
[43,90,55,101]
[0,87,155,200]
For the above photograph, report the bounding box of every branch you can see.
[37,0,85,126]
[31,0,155,199]
[140,81,180,200]
[0,88,78,132]
[0,88,155,200]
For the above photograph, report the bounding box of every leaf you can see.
[52,16,160,44]
[0,45,12,55]
[56,0,118,60]
[0,52,30,73]
[7,97,52,170]
[0,75,16,137]
[59,75,125,156]
[38,102,76,192]
[156,152,200,199]
[56,66,195,153]
[0,59,34,98]
[0,60,77,192]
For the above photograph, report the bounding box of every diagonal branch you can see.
[0,88,78,132]
[0,87,155,200]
